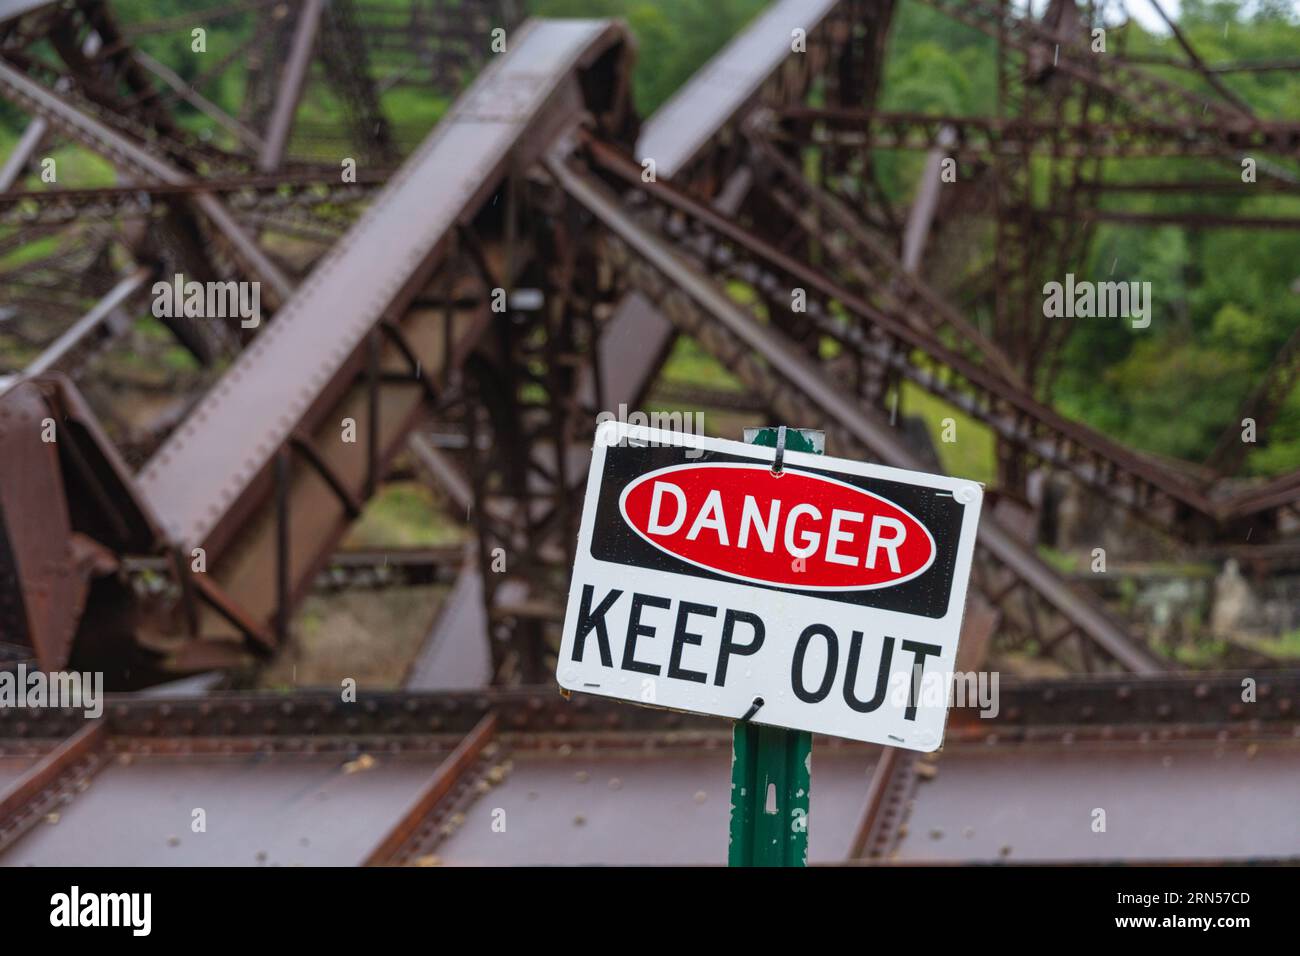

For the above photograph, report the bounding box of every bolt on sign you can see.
[557,421,984,751]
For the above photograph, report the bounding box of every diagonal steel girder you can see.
[547,152,1164,674]
[582,139,1261,541]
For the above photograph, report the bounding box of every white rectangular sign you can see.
[556,421,984,751]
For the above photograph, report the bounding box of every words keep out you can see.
[570,585,942,720]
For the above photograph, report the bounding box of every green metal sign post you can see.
[728,426,822,867]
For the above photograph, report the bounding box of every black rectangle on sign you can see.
[588,441,967,619]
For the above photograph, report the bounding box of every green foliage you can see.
[1249,386,1300,474]
[1012,2,1300,474]
[529,0,769,112]
[900,381,997,485]
[661,335,744,391]
[345,482,461,548]
[880,2,997,116]
[1037,545,1080,575]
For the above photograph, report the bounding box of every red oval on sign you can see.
[618,463,936,590]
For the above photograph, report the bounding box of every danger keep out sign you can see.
[557,422,984,752]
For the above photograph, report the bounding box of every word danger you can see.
[571,585,940,717]
[619,464,935,589]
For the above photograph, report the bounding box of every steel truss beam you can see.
[550,153,1162,674]
[53,20,637,682]
[769,108,1300,162]
[0,59,293,299]
[582,140,1300,545]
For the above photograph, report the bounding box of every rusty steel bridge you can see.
[0,0,1298,865]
